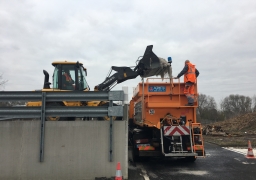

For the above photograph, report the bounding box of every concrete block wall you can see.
[0,121,128,180]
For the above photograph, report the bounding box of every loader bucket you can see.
[135,45,167,78]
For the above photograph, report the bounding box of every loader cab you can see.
[52,61,89,91]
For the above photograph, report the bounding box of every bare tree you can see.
[0,73,9,107]
[197,93,219,123]
[0,74,25,107]
[220,94,252,119]
[198,94,217,113]
[252,95,256,112]
[0,73,8,90]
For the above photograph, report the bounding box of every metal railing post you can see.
[109,100,113,162]
[40,92,46,162]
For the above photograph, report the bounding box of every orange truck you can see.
[128,78,205,162]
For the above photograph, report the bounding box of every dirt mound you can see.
[211,112,256,135]
[203,112,256,147]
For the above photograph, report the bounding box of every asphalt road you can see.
[128,142,256,180]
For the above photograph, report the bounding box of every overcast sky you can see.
[1,0,256,105]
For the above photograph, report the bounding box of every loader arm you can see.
[95,45,167,91]
[95,66,139,91]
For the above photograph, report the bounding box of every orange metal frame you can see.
[129,78,198,128]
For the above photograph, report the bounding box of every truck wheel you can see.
[185,156,197,162]
[132,146,140,162]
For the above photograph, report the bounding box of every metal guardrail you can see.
[0,106,123,118]
[0,91,123,101]
[0,90,124,162]
[0,91,124,118]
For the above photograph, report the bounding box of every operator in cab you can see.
[62,69,74,90]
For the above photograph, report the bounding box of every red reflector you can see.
[195,146,203,150]
[187,146,203,151]
[138,145,155,150]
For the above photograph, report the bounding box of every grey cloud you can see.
[0,0,255,105]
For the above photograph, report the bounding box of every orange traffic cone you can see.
[246,140,255,159]
[115,162,122,180]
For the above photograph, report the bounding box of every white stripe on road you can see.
[141,169,150,180]
[223,147,256,164]
[222,147,256,156]
[137,164,151,180]
[234,158,241,161]
[179,170,209,176]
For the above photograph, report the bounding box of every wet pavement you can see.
[127,142,256,180]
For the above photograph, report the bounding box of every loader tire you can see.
[45,102,68,121]
[97,102,123,121]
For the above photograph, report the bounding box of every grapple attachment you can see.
[135,45,172,78]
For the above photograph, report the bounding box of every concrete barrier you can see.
[0,121,128,180]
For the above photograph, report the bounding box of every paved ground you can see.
[128,142,256,180]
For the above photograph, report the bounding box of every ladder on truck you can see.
[169,119,185,153]
[171,135,184,153]
[161,118,197,156]
[191,123,205,156]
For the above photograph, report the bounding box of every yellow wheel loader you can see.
[27,45,171,121]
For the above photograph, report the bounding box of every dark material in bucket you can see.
[135,45,162,78]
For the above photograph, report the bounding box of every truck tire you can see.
[185,156,197,162]
[132,146,140,162]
